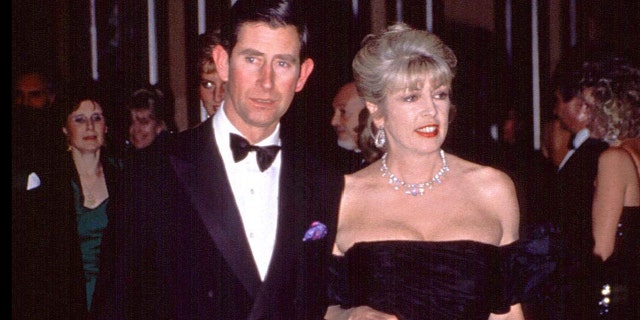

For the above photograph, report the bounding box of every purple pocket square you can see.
[302,221,328,242]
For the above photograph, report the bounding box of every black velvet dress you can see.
[329,240,554,320]
[593,206,640,319]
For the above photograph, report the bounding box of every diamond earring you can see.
[374,127,386,148]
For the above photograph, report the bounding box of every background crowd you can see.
[12,0,639,319]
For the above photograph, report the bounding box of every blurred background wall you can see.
[12,0,639,163]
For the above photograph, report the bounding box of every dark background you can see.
[12,0,640,166]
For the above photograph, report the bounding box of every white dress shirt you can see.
[213,103,281,280]
[558,128,590,171]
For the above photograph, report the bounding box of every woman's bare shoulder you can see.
[447,153,519,242]
[599,146,634,166]
[447,153,515,190]
[599,146,637,177]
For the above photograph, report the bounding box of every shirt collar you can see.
[573,128,590,149]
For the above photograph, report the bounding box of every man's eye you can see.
[28,90,45,98]
[277,61,290,68]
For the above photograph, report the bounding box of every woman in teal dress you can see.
[12,81,122,319]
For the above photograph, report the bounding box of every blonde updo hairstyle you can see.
[353,23,458,161]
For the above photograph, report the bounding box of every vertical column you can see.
[90,0,99,80]
[148,0,158,85]
[198,0,206,34]
[505,0,512,66]
[569,0,576,46]
[531,0,541,149]
[396,0,403,22]
[425,0,433,32]
[371,0,386,34]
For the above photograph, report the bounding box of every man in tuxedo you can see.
[93,1,342,319]
[330,81,368,174]
[550,70,609,319]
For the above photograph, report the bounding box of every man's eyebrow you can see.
[236,48,298,64]
[237,48,264,57]
[273,54,298,64]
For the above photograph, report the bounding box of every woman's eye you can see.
[433,92,449,100]
[403,95,418,102]
[91,114,104,122]
[73,116,87,124]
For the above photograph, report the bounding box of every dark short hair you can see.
[55,80,107,127]
[220,0,309,61]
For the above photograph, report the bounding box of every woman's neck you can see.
[71,148,103,177]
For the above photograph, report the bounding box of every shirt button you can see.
[208,290,214,298]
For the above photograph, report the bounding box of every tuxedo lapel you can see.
[263,142,303,282]
[170,119,262,297]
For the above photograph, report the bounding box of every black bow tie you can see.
[230,133,281,172]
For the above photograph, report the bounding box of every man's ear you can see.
[294,58,315,92]
[212,45,229,82]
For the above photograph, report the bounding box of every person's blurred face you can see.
[63,100,107,153]
[128,108,163,149]
[553,89,590,134]
[331,83,364,151]
[199,70,225,116]
[214,22,314,142]
[14,73,54,109]
[370,79,451,155]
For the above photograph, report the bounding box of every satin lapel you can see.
[171,120,262,296]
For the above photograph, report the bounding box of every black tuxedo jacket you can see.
[553,137,609,267]
[95,116,343,320]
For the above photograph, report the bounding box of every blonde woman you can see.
[325,23,535,320]
[585,53,640,319]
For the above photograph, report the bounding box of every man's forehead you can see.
[17,74,47,89]
[235,22,301,54]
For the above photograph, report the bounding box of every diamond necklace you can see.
[380,149,449,196]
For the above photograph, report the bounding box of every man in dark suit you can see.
[550,72,609,320]
[330,81,368,174]
[93,1,342,319]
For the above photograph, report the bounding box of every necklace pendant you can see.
[380,150,449,196]
[406,187,424,196]
[86,194,96,206]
